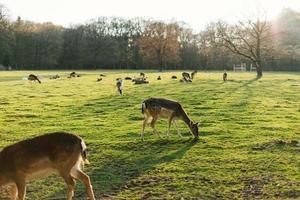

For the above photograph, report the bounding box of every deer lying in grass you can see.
[141,98,200,140]
[0,132,95,200]
[28,74,41,84]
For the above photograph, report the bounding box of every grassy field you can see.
[0,70,299,200]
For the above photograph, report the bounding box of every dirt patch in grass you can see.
[252,139,299,151]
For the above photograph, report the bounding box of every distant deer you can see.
[141,97,200,140]
[182,72,192,82]
[182,72,191,80]
[28,74,41,84]
[0,132,95,200]
[171,76,177,79]
[191,70,197,79]
[157,76,161,80]
[223,70,227,82]
[69,72,80,78]
[140,72,145,79]
[116,79,123,95]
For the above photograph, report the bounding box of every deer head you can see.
[190,121,200,138]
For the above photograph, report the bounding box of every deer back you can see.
[0,132,84,183]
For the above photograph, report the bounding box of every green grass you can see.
[0,70,299,199]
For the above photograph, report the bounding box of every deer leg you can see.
[73,170,95,200]
[167,116,175,138]
[15,180,26,200]
[141,118,148,140]
[150,118,160,138]
[60,173,76,200]
[173,120,183,137]
[9,184,17,200]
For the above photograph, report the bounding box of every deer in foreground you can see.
[28,74,41,84]
[141,98,200,140]
[0,132,95,200]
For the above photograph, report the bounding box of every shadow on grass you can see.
[240,77,259,88]
[48,139,197,199]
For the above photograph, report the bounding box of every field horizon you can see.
[0,70,299,199]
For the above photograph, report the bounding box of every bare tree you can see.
[216,17,271,78]
[137,21,180,71]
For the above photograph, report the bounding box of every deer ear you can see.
[195,122,200,127]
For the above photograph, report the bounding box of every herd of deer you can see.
[5,70,230,199]
[27,70,228,92]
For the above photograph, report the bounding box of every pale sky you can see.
[1,0,300,31]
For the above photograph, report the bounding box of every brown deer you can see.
[141,98,200,140]
[28,74,41,84]
[0,132,95,200]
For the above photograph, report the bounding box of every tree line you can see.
[0,4,299,76]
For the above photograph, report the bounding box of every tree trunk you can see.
[256,37,263,78]
[256,62,263,78]
[159,52,163,72]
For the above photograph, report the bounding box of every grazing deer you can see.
[191,70,197,79]
[182,72,192,83]
[28,74,41,84]
[116,79,123,95]
[141,98,200,140]
[0,132,95,200]
[223,70,227,82]
[182,72,191,80]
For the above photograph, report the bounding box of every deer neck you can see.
[181,110,193,128]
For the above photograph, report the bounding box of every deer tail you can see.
[141,102,147,114]
[80,139,90,165]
